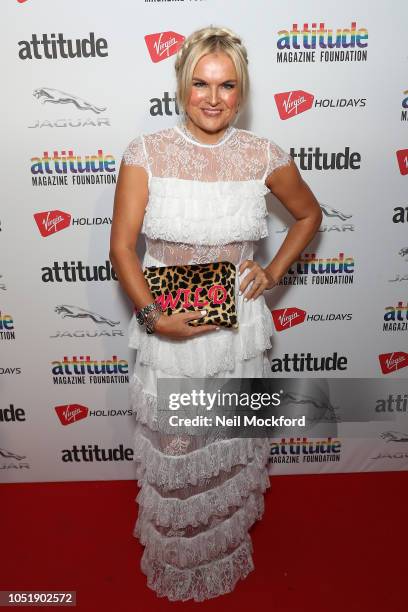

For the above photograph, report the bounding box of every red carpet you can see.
[1,472,406,611]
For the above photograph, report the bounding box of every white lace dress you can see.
[122,123,292,601]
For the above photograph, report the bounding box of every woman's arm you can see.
[109,162,218,338]
[239,161,322,300]
[109,162,153,310]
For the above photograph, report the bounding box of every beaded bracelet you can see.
[145,307,163,335]
[135,302,163,334]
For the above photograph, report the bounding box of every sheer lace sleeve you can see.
[122,135,150,173]
[264,139,292,183]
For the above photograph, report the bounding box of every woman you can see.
[110,26,322,602]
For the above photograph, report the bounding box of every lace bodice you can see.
[122,123,292,266]
[123,123,291,182]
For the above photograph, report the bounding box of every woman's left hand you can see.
[238,260,278,300]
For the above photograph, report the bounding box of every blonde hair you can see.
[174,26,249,116]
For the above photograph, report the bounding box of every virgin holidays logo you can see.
[145,31,184,63]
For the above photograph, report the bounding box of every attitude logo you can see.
[276,21,368,63]
[0,447,30,470]
[402,91,408,122]
[272,307,352,331]
[145,31,184,63]
[0,311,15,340]
[277,203,354,234]
[150,91,180,116]
[61,444,133,463]
[392,206,408,224]
[51,355,129,384]
[379,352,408,374]
[31,149,116,186]
[0,404,26,423]
[396,149,408,175]
[29,87,110,129]
[375,394,408,414]
[51,305,123,339]
[34,210,112,237]
[18,33,108,60]
[55,403,132,425]
[279,252,354,286]
[271,352,348,373]
[289,146,361,170]
[270,437,342,464]
[383,301,408,332]
[41,260,117,283]
[41,261,117,283]
[274,90,366,120]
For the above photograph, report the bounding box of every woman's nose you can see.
[207,86,220,106]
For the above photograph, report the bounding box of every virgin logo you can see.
[34,210,71,237]
[274,90,314,120]
[144,31,185,63]
[379,352,408,374]
[55,404,88,425]
[396,149,408,176]
[272,307,306,331]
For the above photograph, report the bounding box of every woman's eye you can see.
[193,82,205,87]
[223,83,235,89]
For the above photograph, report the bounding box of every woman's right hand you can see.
[153,309,220,340]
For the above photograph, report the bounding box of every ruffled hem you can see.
[135,491,264,569]
[128,307,273,377]
[141,178,270,245]
[133,422,271,491]
[140,534,254,602]
[136,461,270,529]
[129,374,158,430]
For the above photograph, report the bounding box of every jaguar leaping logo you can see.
[0,448,26,460]
[55,305,119,327]
[33,88,107,114]
[319,203,352,221]
[398,247,408,260]
[380,431,408,442]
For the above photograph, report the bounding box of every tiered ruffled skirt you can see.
[129,291,274,602]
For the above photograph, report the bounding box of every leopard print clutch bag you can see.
[143,260,238,329]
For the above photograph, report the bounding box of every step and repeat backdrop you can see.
[1,0,407,482]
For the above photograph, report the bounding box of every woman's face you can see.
[185,52,240,135]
